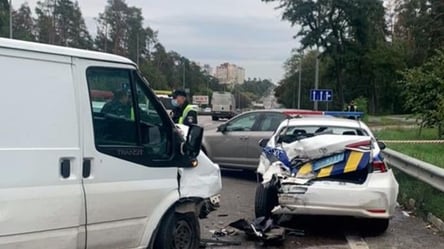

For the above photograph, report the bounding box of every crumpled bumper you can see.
[274,169,399,218]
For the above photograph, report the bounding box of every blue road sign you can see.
[310,89,333,102]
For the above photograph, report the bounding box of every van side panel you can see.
[0,50,85,249]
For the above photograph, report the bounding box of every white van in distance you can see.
[0,38,221,249]
[211,92,236,121]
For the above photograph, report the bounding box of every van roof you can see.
[0,38,134,65]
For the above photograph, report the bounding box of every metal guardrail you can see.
[383,140,444,144]
[382,148,444,192]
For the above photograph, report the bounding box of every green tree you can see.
[13,3,35,41]
[400,49,444,138]
[35,0,92,48]
[0,0,11,38]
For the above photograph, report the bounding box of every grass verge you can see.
[394,168,444,219]
[374,127,444,169]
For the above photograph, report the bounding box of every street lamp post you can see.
[298,53,302,109]
[9,0,12,39]
[314,48,320,110]
[182,58,185,89]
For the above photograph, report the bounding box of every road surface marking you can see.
[346,235,370,249]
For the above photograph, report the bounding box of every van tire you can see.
[212,116,218,121]
[153,211,200,249]
[254,183,278,218]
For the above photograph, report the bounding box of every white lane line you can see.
[346,235,370,249]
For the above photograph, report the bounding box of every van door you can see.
[79,64,180,248]
[0,51,85,249]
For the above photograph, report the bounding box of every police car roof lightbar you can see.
[282,110,364,119]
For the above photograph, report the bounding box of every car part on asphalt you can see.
[228,217,286,244]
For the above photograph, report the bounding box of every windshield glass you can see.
[277,125,368,143]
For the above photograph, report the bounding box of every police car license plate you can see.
[313,153,345,171]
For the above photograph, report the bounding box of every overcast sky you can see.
[13,0,298,82]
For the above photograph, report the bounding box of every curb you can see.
[428,213,444,232]
[404,197,444,233]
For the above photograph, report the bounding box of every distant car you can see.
[255,116,399,235]
[202,109,322,170]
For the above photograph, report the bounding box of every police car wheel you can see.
[255,183,278,218]
[154,211,200,249]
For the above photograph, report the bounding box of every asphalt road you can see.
[198,115,444,249]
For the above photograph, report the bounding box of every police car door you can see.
[79,63,179,249]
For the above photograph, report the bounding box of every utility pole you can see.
[292,80,296,108]
[9,0,12,39]
[314,48,319,110]
[298,52,302,109]
[136,33,140,66]
[182,58,185,89]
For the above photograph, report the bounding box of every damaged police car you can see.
[255,116,399,235]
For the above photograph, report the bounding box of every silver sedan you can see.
[202,109,318,170]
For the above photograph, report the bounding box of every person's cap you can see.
[172,89,187,98]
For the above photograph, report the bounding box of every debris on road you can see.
[228,217,287,244]
[402,211,411,217]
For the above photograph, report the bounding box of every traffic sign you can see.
[310,89,333,102]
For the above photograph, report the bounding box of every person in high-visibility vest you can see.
[171,89,198,126]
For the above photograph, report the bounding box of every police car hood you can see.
[176,124,222,198]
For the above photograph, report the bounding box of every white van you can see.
[0,38,221,249]
[211,92,236,121]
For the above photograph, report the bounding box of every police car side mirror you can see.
[259,138,269,148]
[182,125,204,158]
[377,141,386,150]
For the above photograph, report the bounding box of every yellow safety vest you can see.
[179,104,197,124]
[130,107,135,120]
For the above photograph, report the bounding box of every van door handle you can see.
[83,159,91,178]
[60,159,71,178]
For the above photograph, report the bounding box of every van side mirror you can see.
[217,124,227,133]
[259,138,269,148]
[377,141,386,150]
[182,125,204,158]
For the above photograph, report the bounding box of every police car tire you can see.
[254,183,278,218]
[360,218,389,236]
[153,210,200,249]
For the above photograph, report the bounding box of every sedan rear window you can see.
[277,125,368,143]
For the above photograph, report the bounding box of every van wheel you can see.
[255,183,278,218]
[154,211,200,249]
[212,116,218,121]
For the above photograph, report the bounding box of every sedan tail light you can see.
[372,160,387,173]
[346,140,371,149]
